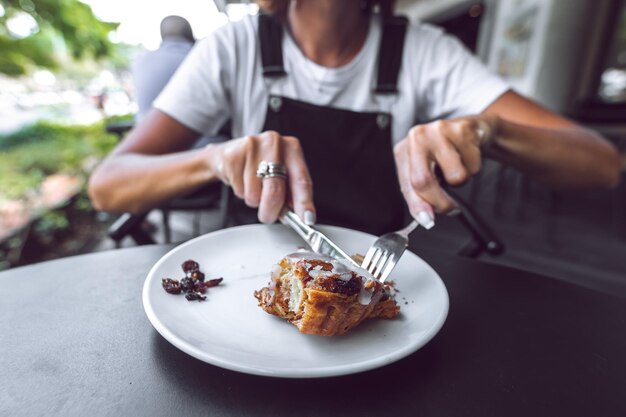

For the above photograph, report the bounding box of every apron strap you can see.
[259,14,287,78]
[259,13,408,91]
[375,16,409,94]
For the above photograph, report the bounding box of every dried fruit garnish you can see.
[161,278,181,294]
[204,277,223,288]
[185,292,207,301]
[180,277,194,292]
[181,260,199,275]
[162,259,222,302]
[194,278,223,294]
[193,281,208,294]
[190,270,205,282]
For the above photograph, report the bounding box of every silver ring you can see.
[475,120,492,144]
[256,160,287,180]
[476,126,487,141]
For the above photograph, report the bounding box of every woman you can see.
[89,0,620,234]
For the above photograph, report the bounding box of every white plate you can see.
[143,224,449,378]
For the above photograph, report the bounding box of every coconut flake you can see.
[338,272,353,282]
[358,287,374,305]
[270,264,282,280]
[308,269,331,279]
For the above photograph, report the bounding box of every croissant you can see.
[254,252,399,336]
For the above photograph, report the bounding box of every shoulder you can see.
[180,15,260,78]
[159,40,194,55]
[175,15,258,73]
[196,15,259,52]
[405,20,445,39]
[147,42,192,64]
[131,48,159,75]
[404,20,463,53]
[401,19,477,74]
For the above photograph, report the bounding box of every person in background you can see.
[132,15,195,122]
[89,0,621,235]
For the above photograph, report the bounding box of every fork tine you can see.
[362,245,377,271]
[367,249,384,275]
[371,250,390,279]
[379,254,398,282]
[360,221,418,281]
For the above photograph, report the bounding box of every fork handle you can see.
[434,167,505,256]
[399,219,419,238]
[449,190,505,255]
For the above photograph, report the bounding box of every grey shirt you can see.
[132,38,194,121]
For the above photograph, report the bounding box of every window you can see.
[598,1,626,102]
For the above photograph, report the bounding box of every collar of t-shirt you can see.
[281,15,381,97]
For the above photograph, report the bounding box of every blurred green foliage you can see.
[0,0,119,75]
[0,119,120,199]
[34,210,69,234]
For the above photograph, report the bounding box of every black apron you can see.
[230,14,409,235]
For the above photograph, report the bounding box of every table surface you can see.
[1,239,626,417]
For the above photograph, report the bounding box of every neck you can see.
[287,0,369,67]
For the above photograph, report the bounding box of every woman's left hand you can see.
[394,115,496,227]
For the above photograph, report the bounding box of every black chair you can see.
[107,182,231,247]
[104,120,231,247]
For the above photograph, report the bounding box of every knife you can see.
[279,209,359,268]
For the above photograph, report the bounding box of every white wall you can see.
[398,0,611,113]
[484,0,604,112]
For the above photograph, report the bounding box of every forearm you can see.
[88,147,217,213]
[486,117,621,189]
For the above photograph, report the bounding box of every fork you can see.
[361,220,420,282]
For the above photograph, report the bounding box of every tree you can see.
[0,0,119,76]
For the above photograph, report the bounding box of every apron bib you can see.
[230,14,409,235]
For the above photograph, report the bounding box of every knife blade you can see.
[279,209,359,268]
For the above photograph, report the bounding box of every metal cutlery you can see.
[361,219,419,282]
[279,209,359,268]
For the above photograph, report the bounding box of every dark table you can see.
[1,243,625,417]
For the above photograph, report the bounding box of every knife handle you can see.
[279,209,313,241]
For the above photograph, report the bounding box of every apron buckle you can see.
[376,114,390,130]
[269,96,283,112]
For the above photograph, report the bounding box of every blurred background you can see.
[1,0,626,295]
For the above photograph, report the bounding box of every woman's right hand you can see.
[207,130,316,224]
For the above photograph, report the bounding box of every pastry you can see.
[254,252,399,336]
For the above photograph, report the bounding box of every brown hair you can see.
[257,0,395,18]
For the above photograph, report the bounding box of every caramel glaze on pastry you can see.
[254,252,399,336]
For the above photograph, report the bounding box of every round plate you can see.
[143,224,448,378]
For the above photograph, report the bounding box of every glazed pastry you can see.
[254,252,399,336]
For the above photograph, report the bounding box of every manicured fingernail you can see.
[447,208,461,217]
[417,211,435,230]
[304,210,316,226]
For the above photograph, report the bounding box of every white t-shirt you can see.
[154,14,509,144]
